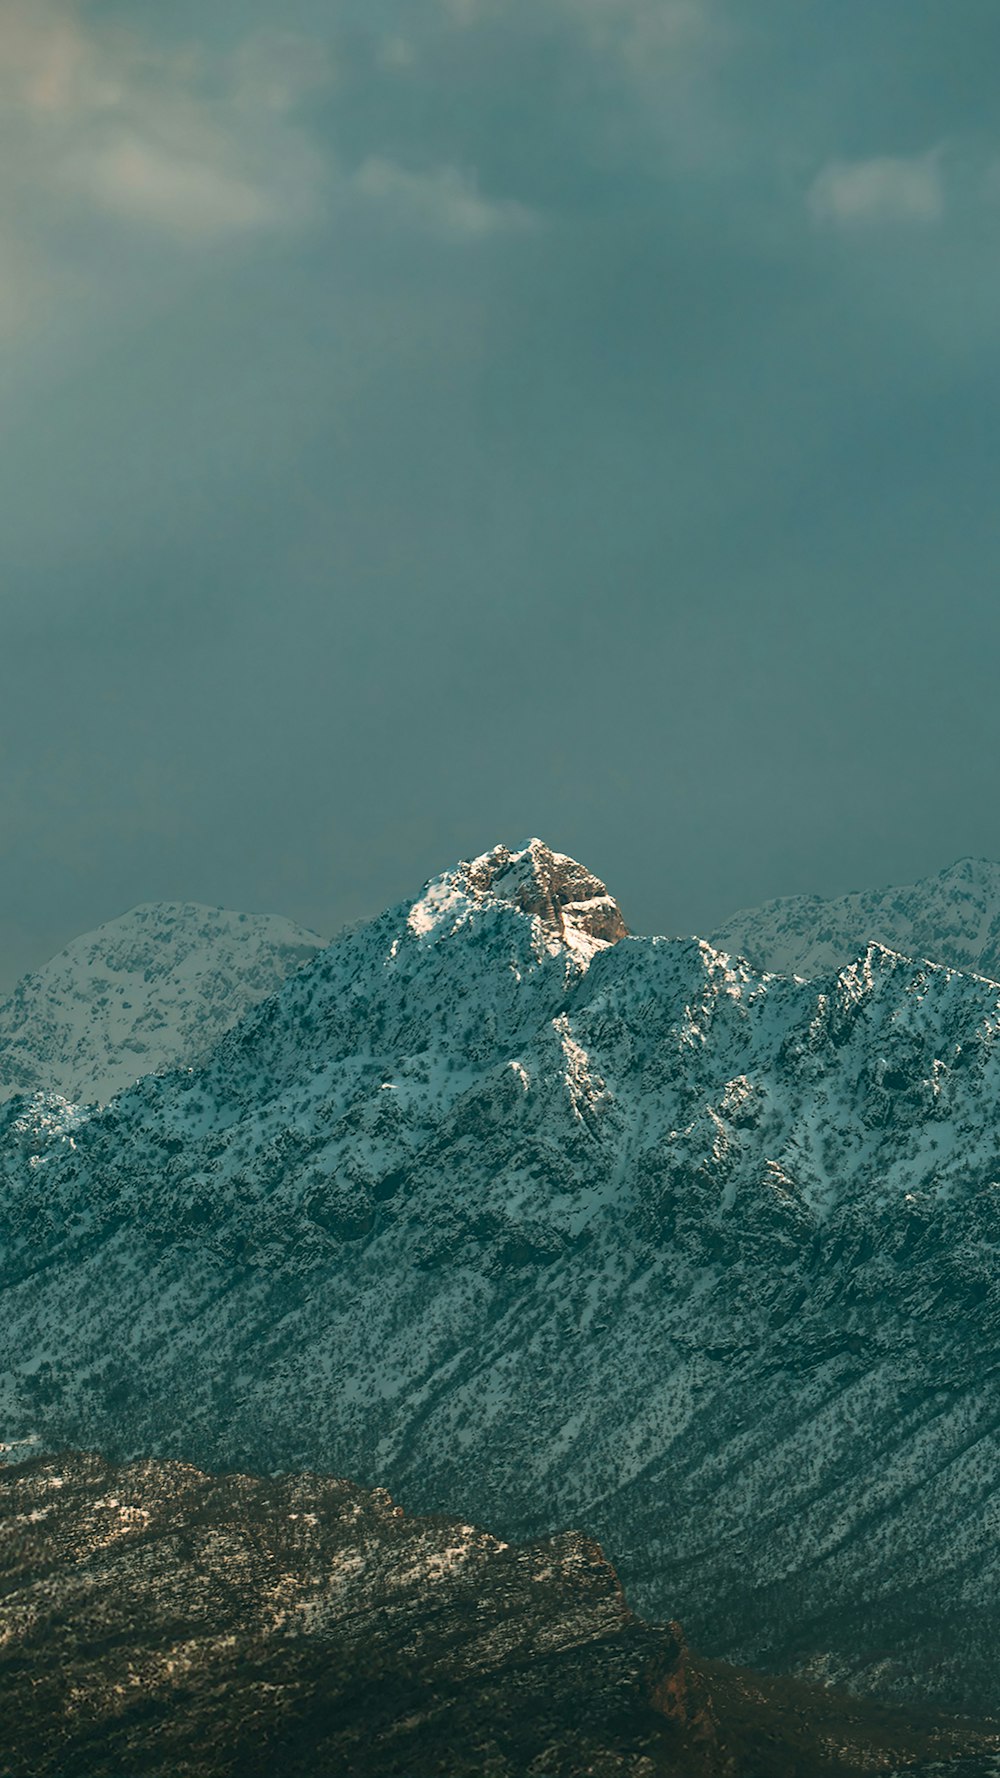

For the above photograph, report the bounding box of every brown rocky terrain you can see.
[1,1450,996,1778]
[465,838,630,946]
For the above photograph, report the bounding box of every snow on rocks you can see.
[713,855,1000,982]
[3,844,1000,1710]
[0,902,324,1105]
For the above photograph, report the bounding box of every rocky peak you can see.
[465,839,629,949]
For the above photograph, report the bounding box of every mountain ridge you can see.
[0,899,325,1105]
[711,855,1000,982]
[7,1447,995,1777]
[4,842,1000,1711]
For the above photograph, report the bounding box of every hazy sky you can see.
[2,0,1000,984]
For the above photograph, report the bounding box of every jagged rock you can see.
[466,839,629,950]
[1,1450,994,1778]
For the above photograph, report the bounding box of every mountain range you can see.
[711,856,1000,982]
[3,842,1000,1719]
[0,901,323,1106]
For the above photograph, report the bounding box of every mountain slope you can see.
[0,902,324,1104]
[712,856,1000,980]
[2,1449,994,1778]
[4,842,1000,1711]
[0,1449,689,1778]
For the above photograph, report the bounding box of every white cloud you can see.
[0,2,535,284]
[808,152,945,227]
[67,135,279,237]
[353,158,536,239]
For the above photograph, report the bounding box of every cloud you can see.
[438,0,718,51]
[808,151,945,226]
[230,31,336,114]
[438,0,482,22]
[547,0,736,177]
[353,157,536,239]
[0,2,329,250]
[0,0,106,114]
[378,36,417,71]
[66,134,280,237]
[0,1,542,282]
[563,0,720,60]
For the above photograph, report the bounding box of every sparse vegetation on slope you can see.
[1,1451,996,1778]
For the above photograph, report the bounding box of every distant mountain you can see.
[2,1449,993,1778]
[712,856,1000,980]
[0,902,324,1104]
[5,842,1000,1711]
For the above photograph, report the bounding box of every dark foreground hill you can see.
[1,1450,996,1778]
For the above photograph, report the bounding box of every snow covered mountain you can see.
[712,856,1000,981]
[4,840,1000,1711]
[0,902,324,1105]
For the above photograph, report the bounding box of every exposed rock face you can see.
[0,902,324,1105]
[1,1451,993,1778]
[712,856,1000,981]
[6,846,1000,1711]
[465,839,629,951]
[0,1448,703,1778]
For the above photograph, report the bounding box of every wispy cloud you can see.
[808,151,945,227]
[0,0,548,315]
[562,0,721,60]
[353,157,536,239]
[0,2,330,247]
[437,0,719,52]
[65,136,282,238]
[554,0,735,176]
[0,0,108,114]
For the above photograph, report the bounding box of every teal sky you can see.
[3,0,1000,982]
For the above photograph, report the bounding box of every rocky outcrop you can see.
[1,1451,993,1778]
[465,839,629,948]
[0,1448,697,1777]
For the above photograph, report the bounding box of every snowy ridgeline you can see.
[711,855,1000,982]
[0,901,324,1106]
[4,841,1000,1710]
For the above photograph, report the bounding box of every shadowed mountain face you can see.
[1,1451,995,1778]
[4,843,1000,1710]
